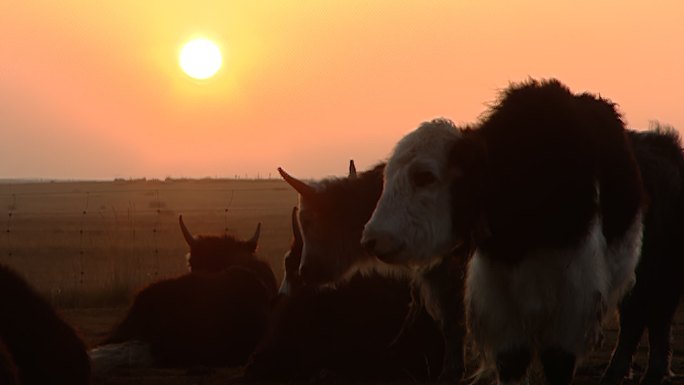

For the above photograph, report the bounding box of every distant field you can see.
[0,178,298,307]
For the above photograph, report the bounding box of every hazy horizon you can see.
[2,1,683,180]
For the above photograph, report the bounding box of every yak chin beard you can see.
[399,230,459,271]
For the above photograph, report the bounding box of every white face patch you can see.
[362,120,462,266]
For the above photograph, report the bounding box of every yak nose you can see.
[361,229,402,259]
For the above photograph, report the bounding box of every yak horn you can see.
[278,167,315,197]
[179,215,196,246]
[291,206,302,245]
[248,222,261,244]
[348,159,357,179]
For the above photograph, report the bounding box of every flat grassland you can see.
[1,179,683,384]
[0,178,297,307]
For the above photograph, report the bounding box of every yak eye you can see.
[411,170,437,188]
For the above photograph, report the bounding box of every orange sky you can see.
[1,1,682,179]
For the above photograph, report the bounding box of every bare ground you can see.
[62,304,684,385]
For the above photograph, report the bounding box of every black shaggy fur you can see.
[102,219,277,367]
[602,127,684,385]
[245,209,443,381]
[295,163,385,284]
[246,273,444,382]
[279,164,468,382]
[0,264,91,385]
[182,218,275,294]
[446,79,645,384]
[453,79,644,261]
[103,267,275,366]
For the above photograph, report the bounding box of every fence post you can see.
[78,192,89,286]
[5,193,16,257]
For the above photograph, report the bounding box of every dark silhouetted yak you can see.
[96,216,277,368]
[245,203,444,382]
[277,160,469,382]
[0,264,91,385]
[601,127,684,385]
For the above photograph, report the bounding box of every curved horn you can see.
[291,207,302,246]
[248,222,261,244]
[278,167,315,197]
[179,215,196,246]
[348,159,357,179]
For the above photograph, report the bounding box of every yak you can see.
[244,203,444,382]
[276,160,468,382]
[277,206,304,296]
[180,215,276,291]
[93,216,276,369]
[0,263,91,385]
[601,127,684,385]
[362,79,645,385]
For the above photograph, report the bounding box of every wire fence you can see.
[0,179,296,308]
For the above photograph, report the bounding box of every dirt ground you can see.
[62,303,684,385]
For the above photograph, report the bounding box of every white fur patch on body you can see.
[466,212,643,367]
[89,341,154,378]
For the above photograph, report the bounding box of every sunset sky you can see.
[1,1,682,180]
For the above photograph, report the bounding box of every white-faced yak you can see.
[363,79,645,385]
[276,161,468,382]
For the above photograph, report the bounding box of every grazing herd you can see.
[0,78,683,385]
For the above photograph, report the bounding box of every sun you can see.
[179,39,223,80]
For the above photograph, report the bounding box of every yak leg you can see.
[496,346,531,385]
[602,290,648,385]
[540,346,576,385]
[641,296,678,385]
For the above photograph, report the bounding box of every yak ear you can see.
[278,167,315,197]
[247,222,261,251]
[179,215,196,246]
[348,160,357,179]
[291,206,302,246]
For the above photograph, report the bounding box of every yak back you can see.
[467,79,643,260]
[104,266,275,366]
[245,272,443,381]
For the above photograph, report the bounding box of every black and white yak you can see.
[275,161,469,382]
[244,204,444,382]
[91,216,277,371]
[362,79,646,385]
[0,263,91,385]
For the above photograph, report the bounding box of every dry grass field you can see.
[0,178,297,307]
[2,178,684,384]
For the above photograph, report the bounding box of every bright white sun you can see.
[179,39,222,80]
